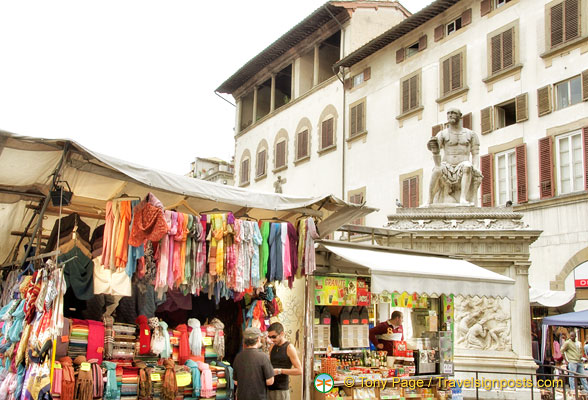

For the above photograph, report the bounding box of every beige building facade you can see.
[219,0,588,310]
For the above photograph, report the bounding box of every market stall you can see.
[0,131,373,400]
[309,241,515,400]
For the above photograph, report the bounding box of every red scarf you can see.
[136,315,151,355]
[176,324,189,364]
[59,357,75,400]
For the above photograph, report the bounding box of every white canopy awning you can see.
[529,287,575,307]
[322,242,515,299]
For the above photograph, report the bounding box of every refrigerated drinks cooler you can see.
[415,331,454,375]
[439,331,454,375]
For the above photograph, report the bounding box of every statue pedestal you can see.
[386,207,542,399]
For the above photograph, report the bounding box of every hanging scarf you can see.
[102,361,118,400]
[52,362,63,397]
[86,320,105,364]
[304,218,320,275]
[135,315,151,355]
[211,318,225,360]
[176,324,189,364]
[91,363,103,399]
[134,361,152,400]
[73,356,93,400]
[187,319,202,358]
[198,362,214,398]
[159,321,171,359]
[184,360,200,398]
[59,357,75,400]
[149,318,164,356]
[102,316,114,360]
[161,359,177,400]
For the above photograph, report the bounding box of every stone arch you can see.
[255,139,269,179]
[551,246,588,290]
[273,128,289,170]
[239,148,251,185]
[294,117,312,161]
[317,104,339,151]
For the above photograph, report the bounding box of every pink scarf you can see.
[197,362,213,398]
[86,320,104,364]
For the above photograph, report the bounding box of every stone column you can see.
[252,86,258,124]
[313,45,320,87]
[235,98,242,134]
[512,261,534,361]
[270,75,276,113]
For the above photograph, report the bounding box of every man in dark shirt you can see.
[369,311,404,354]
[267,322,302,400]
[233,327,275,400]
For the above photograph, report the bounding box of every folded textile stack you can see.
[169,329,180,362]
[201,327,217,361]
[68,319,89,358]
[113,323,136,359]
[151,365,165,400]
[120,366,139,400]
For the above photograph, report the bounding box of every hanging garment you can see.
[51,362,62,397]
[59,357,75,400]
[187,318,202,358]
[251,222,263,289]
[59,248,94,301]
[44,213,91,254]
[86,320,105,364]
[161,359,177,400]
[126,200,144,277]
[102,361,118,400]
[211,318,225,361]
[268,223,283,282]
[184,360,201,398]
[134,361,152,400]
[281,223,291,280]
[304,218,320,275]
[128,193,168,247]
[198,362,213,398]
[91,362,103,399]
[73,356,93,400]
[155,211,172,292]
[135,315,151,355]
[287,222,299,286]
[176,324,190,364]
[114,200,132,268]
[297,219,306,276]
[260,221,270,281]
[93,257,132,297]
[159,321,171,359]
[103,316,114,360]
[149,317,164,356]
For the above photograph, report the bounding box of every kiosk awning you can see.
[322,243,515,299]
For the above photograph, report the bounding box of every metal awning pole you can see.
[19,143,70,267]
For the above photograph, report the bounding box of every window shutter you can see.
[297,130,308,160]
[432,124,443,136]
[462,113,472,130]
[402,179,410,208]
[357,102,365,133]
[396,48,405,64]
[418,35,427,51]
[402,79,410,113]
[344,78,352,90]
[515,144,528,203]
[551,2,564,47]
[480,154,493,207]
[241,159,249,184]
[451,53,462,91]
[257,150,266,177]
[538,136,554,199]
[442,58,451,95]
[462,8,472,26]
[321,118,334,149]
[481,0,492,16]
[409,75,418,110]
[537,85,552,116]
[276,141,286,168]
[434,25,445,42]
[491,34,502,75]
[515,93,529,122]
[350,105,357,136]
[409,177,419,207]
[583,127,588,190]
[363,67,371,81]
[502,28,514,69]
[582,69,588,101]
[481,106,493,134]
[565,0,580,41]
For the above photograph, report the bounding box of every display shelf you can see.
[314,349,366,355]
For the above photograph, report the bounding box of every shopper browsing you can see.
[233,327,275,400]
[267,322,302,400]
[561,331,588,392]
[369,311,404,354]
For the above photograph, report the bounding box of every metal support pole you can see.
[19,143,70,267]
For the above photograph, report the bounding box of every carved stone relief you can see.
[454,296,512,351]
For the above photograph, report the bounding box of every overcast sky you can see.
[0,0,432,175]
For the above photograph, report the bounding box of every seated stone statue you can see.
[427,108,483,206]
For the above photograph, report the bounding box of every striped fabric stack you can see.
[150,365,165,400]
[68,319,89,358]
[112,323,136,359]
[120,366,139,400]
